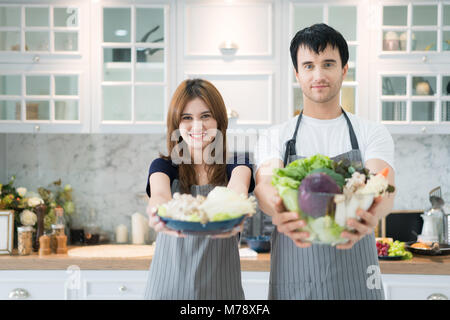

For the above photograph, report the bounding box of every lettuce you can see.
[273,154,333,182]
[271,176,300,213]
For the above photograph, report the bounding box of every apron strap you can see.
[283,111,303,167]
[342,109,359,150]
[282,108,359,167]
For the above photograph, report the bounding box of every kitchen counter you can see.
[0,246,449,275]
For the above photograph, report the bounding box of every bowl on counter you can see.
[245,235,271,253]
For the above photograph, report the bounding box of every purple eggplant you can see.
[298,173,341,218]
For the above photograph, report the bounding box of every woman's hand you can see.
[147,204,185,238]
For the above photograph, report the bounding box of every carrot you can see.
[378,167,389,177]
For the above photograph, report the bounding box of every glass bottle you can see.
[17,226,34,256]
[51,206,66,252]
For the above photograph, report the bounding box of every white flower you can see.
[20,209,37,226]
[28,197,44,207]
[17,187,27,197]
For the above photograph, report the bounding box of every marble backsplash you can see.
[1,133,449,243]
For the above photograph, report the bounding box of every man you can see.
[254,23,395,300]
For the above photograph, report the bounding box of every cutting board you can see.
[68,244,156,258]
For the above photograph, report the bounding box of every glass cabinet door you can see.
[0,4,81,54]
[291,4,358,116]
[381,3,450,53]
[0,73,80,123]
[0,74,21,120]
[101,5,166,124]
[379,74,449,123]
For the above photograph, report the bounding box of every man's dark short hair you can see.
[290,23,349,72]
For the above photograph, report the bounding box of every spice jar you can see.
[39,234,51,256]
[51,224,65,253]
[17,226,34,256]
[56,234,68,254]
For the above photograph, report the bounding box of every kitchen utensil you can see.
[159,215,245,236]
[429,186,444,209]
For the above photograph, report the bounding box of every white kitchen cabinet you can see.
[0,270,73,300]
[90,0,176,134]
[0,0,91,133]
[382,274,450,300]
[1,270,449,300]
[178,0,283,128]
[368,0,450,134]
[288,1,360,118]
[0,270,268,300]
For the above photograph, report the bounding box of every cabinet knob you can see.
[421,126,426,133]
[427,293,448,300]
[422,56,427,63]
[118,285,127,292]
[33,55,40,63]
[9,288,30,300]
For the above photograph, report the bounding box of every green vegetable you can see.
[157,205,167,217]
[271,175,300,214]
[273,154,333,182]
[210,212,243,222]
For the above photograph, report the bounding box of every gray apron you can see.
[143,179,245,300]
[269,109,385,300]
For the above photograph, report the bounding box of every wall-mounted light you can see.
[115,29,128,37]
[219,41,238,55]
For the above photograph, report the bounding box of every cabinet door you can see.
[0,2,89,64]
[184,2,272,57]
[289,3,359,117]
[81,270,148,300]
[92,3,171,133]
[0,271,69,300]
[0,65,90,133]
[241,271,270,300]
[382,274,450,300]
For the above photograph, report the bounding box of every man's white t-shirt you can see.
[254,112,395,172]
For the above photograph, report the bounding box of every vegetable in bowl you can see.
[157,187,257,234]
[272,154,395,246]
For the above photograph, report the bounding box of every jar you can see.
[51,224,65,253]
[17,226,34,256]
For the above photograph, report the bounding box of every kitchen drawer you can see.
[81,270,148,300]
[84,280,146,299]
[382,274,450,300]
[0,271,68,300]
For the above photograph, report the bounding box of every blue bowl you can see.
[245,235,271,253]
[159,215,245,236]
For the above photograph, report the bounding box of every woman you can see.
[143,78,255,300]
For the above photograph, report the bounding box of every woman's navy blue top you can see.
[146,153,255,197]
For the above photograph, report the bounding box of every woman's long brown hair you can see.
[162,79,228,194]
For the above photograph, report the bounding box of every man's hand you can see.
[271,195,312,248]
[336,195,385,250]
